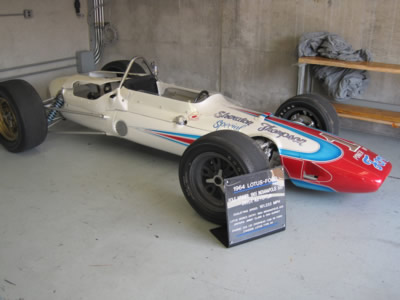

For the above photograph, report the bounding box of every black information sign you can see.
[211,166,286,247]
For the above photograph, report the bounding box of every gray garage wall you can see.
[101,0,400,114]
[0,0,90,97]
[1,0,399,117]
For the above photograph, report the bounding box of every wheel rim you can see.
[0,97,18,141]
[281,106,323,129]
[190,152,243,211]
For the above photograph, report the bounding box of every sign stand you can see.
[210,226,230,248]
[210,166,286,248]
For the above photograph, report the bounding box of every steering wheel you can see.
[194,90,209,103]
[103,83,112,93]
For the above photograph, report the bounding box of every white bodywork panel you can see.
[49,72,320,157]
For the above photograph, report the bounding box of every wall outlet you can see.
[23,9,33,19]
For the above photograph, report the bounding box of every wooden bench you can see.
[297,56,400,128]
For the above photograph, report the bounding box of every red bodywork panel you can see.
[268,116,392,193]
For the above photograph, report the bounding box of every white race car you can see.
[0,56,392,224]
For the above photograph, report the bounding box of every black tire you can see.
[101,60,145,74]
[0,80,47,153]
[179,130,269,225]
[275,93,339,134]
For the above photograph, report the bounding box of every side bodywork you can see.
[49,72,392,193]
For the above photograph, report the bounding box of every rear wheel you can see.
[101,60,145,75]
[0,80,47,152]
[275,93,339,134]
[179,130,269,225]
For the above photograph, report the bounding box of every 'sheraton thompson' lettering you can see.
[214,111,253,125]
[258,123,307,146]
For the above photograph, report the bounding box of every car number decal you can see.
[362,155,388,171]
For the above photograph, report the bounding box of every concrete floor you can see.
[0,123,399,300]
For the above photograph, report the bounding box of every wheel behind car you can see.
[101,60,145,74]
[179,130,270,225]
[275,93,339,134]
[0,79,47,153]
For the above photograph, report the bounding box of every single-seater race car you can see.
[0,56,392,224]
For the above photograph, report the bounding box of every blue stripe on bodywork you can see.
[146,132,190,146]
[291,179,336,192]
[265,119,342,162]
[144,129,201,147]
[147,129,201,140]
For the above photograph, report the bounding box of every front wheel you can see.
[0,80,47,153]
[179,130,269,225]
[275,93,339,134]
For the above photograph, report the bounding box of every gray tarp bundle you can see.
[298,32,371,101]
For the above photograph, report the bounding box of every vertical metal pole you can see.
[306,64,312,93]
[297,64,306,95]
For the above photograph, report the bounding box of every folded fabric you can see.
[298,32,371,100]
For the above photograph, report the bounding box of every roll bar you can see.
[118,56,157,89]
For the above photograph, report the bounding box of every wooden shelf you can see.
[299,56,400,74]
[298,56,400,127]
[332,103,400,128]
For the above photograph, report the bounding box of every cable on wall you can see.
[0,9,33,19]
[93,0,105,64]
